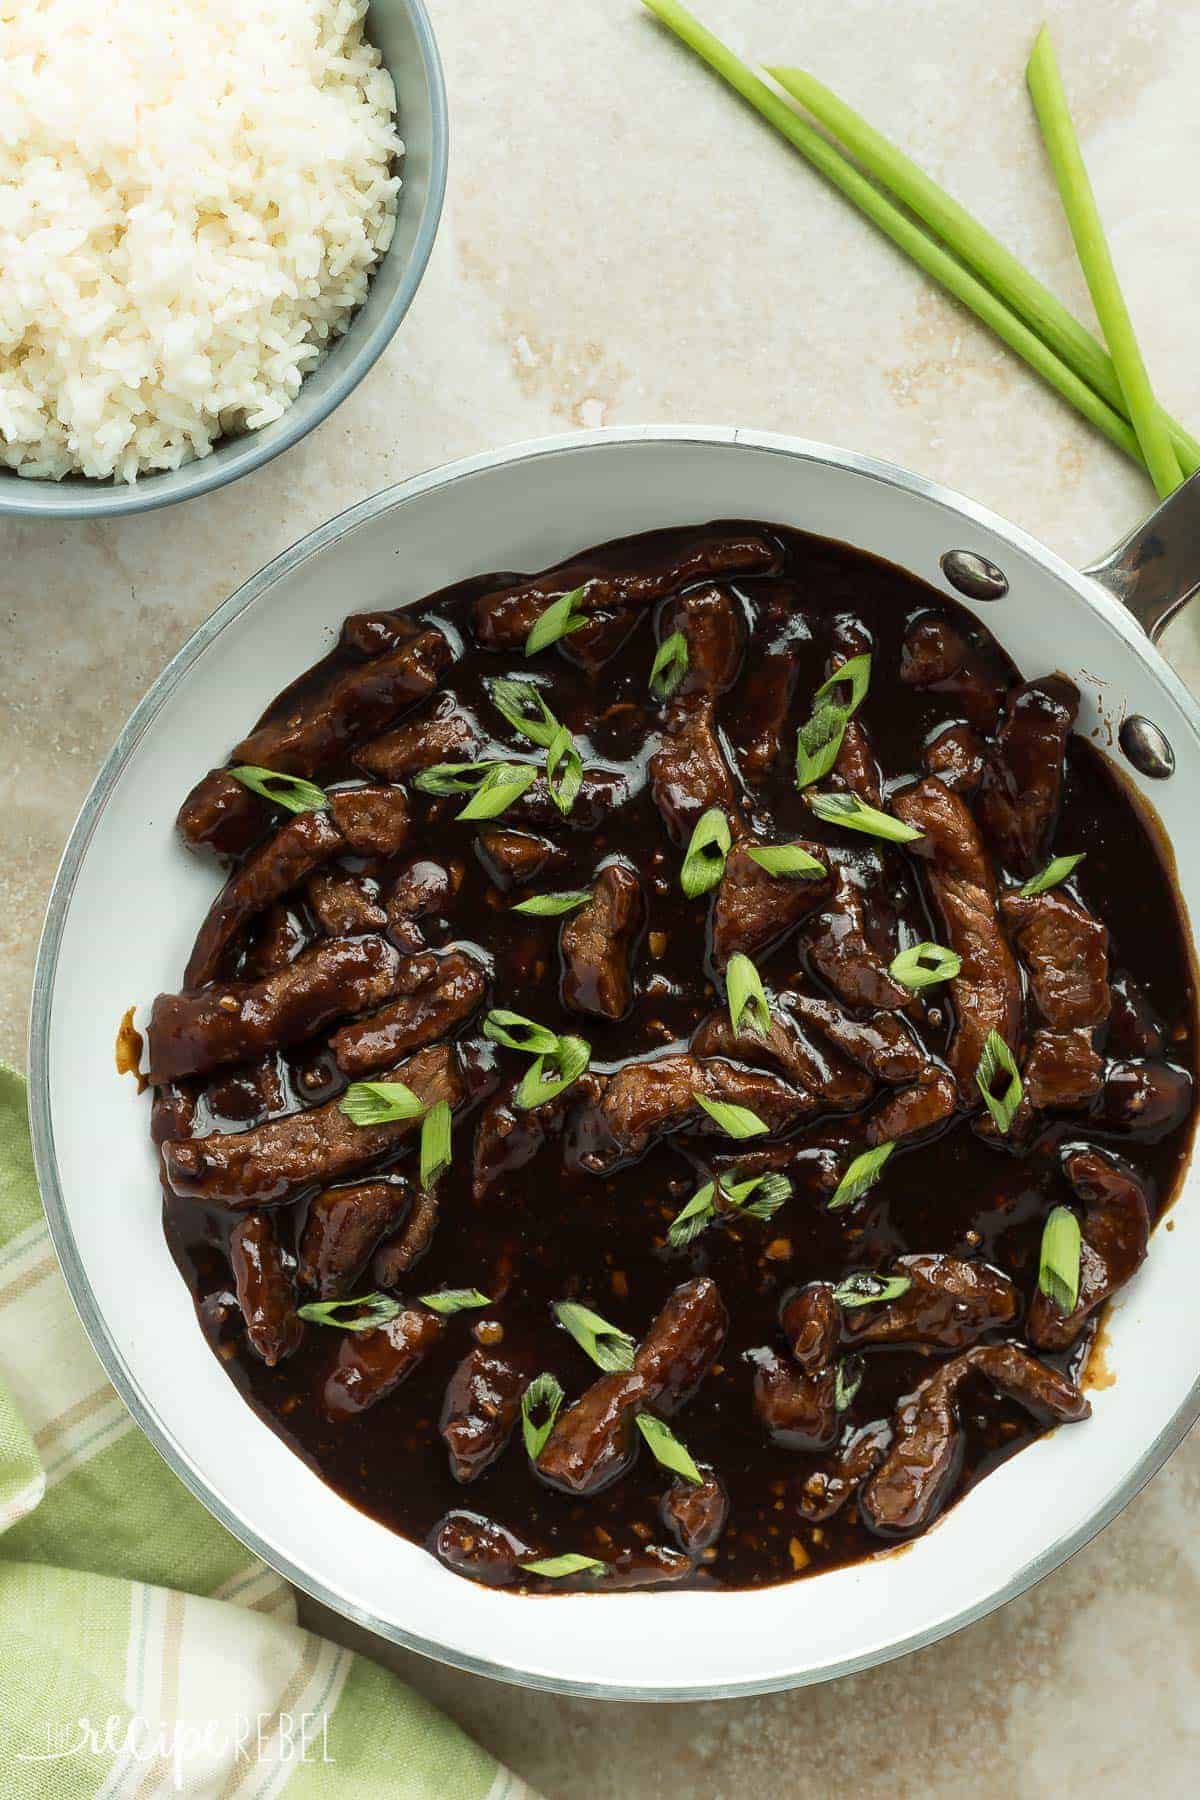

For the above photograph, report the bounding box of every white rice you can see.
[0,0,402,483]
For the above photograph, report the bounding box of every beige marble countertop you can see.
[3,0,1200,1790]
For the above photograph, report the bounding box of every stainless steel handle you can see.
[1082,468,1200,642]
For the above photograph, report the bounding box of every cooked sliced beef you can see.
[780,1283,839,1372]
[784,992,926,1084]
[204,1058,285,1126]
[690,1006,873,1112]
[322,1306,445,1418]
[297,1179,410,1299]
[163,1044,462,1207]
[575,1055,819,1173]
[176,769,266,859]
[1001,888,1109,1029]
[150,1080,197,1147]
[373,1184,441,1283]
[430,1511,536,1587]
[230,1212,302,1366]
[1106,972,1166,1059]
[537,1278,727,1495]
[233,627,453,776]
[472,527,779,654]
[1098,1059,1192,1137]
[660,583,745,696]
[355,695,483,782]
[865,1066,958,1147]
[1023,1028,1103,1111]
[184,808,344,989]
[327,786,411,858]
[749,1347,838,1450]
[649,706,741,846]
[1028,1146,1151,1350]
[244,903,305,977]
[841,1255,1018,1348]
[892,776,1021,1099]
[440,1349,530,1482]
[899,613,1008,730]
[922,722,985,794]
[150,936,404,1083]
[711,841,831,967]
[979,675,1080,876]
[797,1422,891,1522]
[386,857,463,952]
[330,949,487,1076]
[475,828,570,892]
[304,869,387,936]
[660,1471,728,1553]
[472,1076,599,1198]
[560,862,643,1019]
[805,865,912,1011]
[730,651,797,785]
[860,1345,1088,1534]
[827,718,882,806]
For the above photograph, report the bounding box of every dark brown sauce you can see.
[159,522,1196,1591]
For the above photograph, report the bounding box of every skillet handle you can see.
[1082,469,1200,643]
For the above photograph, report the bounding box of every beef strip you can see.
[150,1080,197,1147]
[805,865,912,1011]
[385,856,464,952]
[750,1286,840,1451]
[660,583,745,697]
[827,718,882,807]
[783,992,926,1084]
[781,1283,840,1372]
[690,1006,873,1112]
[440,1349,530,1483]
[899,613,1008,730]
[892,776,1021,1100]
[1098,1059,1193,1136]
[232,627,453,776]
[244,903,305,977]
[660,1471,729,1552]
[229,1211,303,1366]
[297,1179,411,1299]
[860,1344,1088,1535]
[471,527,779,655]
[204,1058,286,1127]
[149,937,404,1083]
[537,1278,727,1495]
[797,1422,892,1522]
[354,694,483,782]
[590,1545,694,1591]
[475,828,569,892]
[1001,888,1110,1029]
[575,1055,820,1173]
[322,1306,445,1418]
[865,1066,958,1147]
[841,1254,1018,1348]
[978,675,1080,876]
[337,610,433,658]
[327,786,411,858]
[1023,1028,1103,1110]
[648,585,745,844]
[922,722,986,795]
[184,808,344,989]
[1028,1146,1152,1350]
[373,1184,441,1283]
[729,651,797,785]
[163,1044,462,1207]
[330,949,488,1076]
[430,1511,536,1587]
[560,862,643,1020]
[176,769,266,859]
[710,840,832,967]
[304,869,387,936]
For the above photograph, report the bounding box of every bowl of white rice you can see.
[0,0,447,518]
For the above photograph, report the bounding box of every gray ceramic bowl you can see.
[0,0,447,521]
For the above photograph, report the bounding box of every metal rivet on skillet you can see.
[1119,714,1175,780]
[940,550,1009,601]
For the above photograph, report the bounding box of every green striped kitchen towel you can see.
[0,1067,534,1799]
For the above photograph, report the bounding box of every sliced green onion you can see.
[746,843,828,880]
[514,1036,591,1109]
[1020,853,1085,897]
[649,629,690,699]
[545,724,583,816]
[681,807,732,898]
[413,760,505,795]
[636,1413,704,1485]
[511,889,592,917]
[692,1092,769,1139]
[525,585,589,656]
[339,1081,425,1127]
[667,1181,720,1248]
[228,765,328,815]
[889,942,963,991]
[975,1030,1023,1134]
[795,698,851,790]
[520,1554,605,1578]
[667,1170,790,1247]
[482,1009,562,1055]
[553,1299,636,1373]
[815,652,872,714]
[297,1292,401,1332]
[419,1099,452,1189]
[521,1372,565,1460]
[726,952,770,1037]
[829,1141,894,1210]
[1039,1206,1083,1315]
[489,676,560,749]
[456,762,538,822]
[732,1170,791,1222]
[832,1272,913,1308]
[834,1357,865,1412]
[419,1288,491,1316]
[806,791,923,843]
